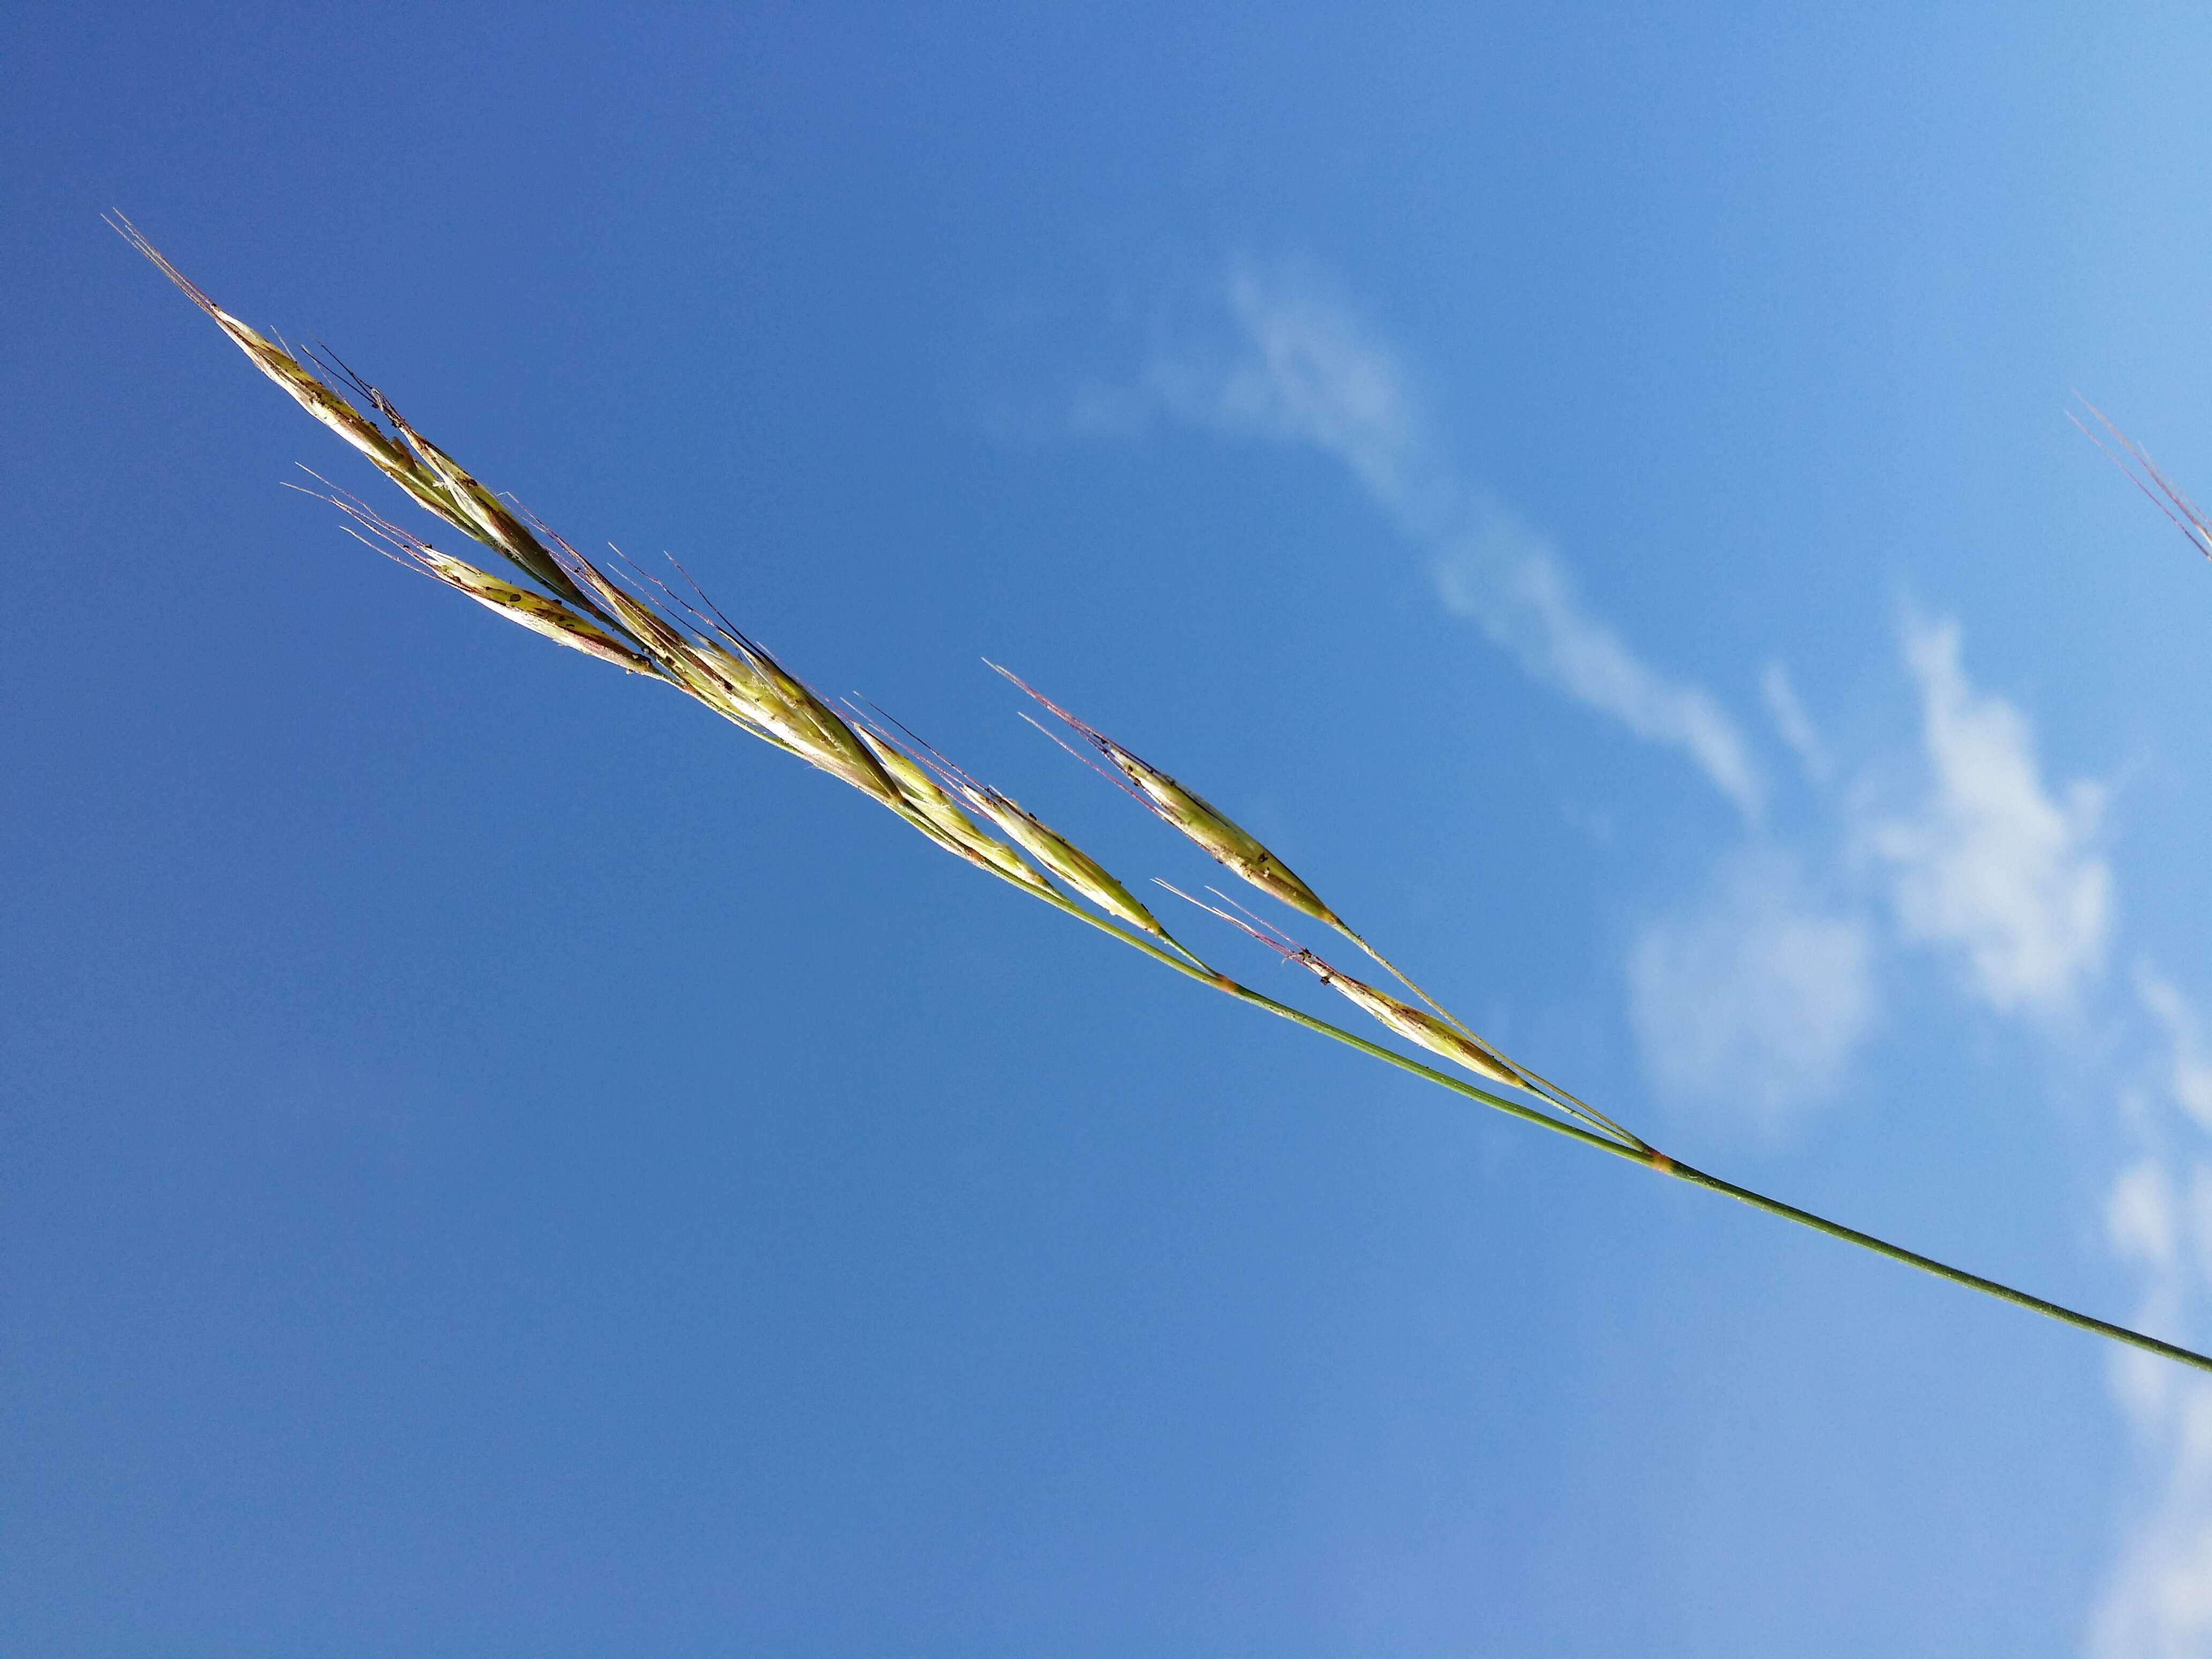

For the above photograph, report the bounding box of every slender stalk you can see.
[1025,880,1640,1155]
[1036,882,2212,1377]
[1658,1161,2212,1375]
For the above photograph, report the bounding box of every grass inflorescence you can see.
[115,214,2212,1380]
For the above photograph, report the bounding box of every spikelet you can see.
[731,648,903,810]
[849,723,1054,893]
[1155,883,1528,1086]
[113,216,624,624]
[840,709,1171,937]
[366,400,602,611]
[528,526,904,806]
[113,218,442,499]
[417,551,655,672]
[659,634,812,757]
[599,544,909,809]
[318,488,654,674]
[1305,960,1524,1088]
[991,664,1344,930]
[963,784,1169,938]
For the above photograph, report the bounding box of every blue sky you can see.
[11,4,2212,1653]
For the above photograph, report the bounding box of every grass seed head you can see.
[964,786,1166,937]
[1160,881,1523,1087]
[538,535,902,804]
[1317,967,1523,1088]
[115,218,624,624]
[320,488,654,674]
[849,724,1055,892]
[993,664,1345,929]
[113,217,426,484]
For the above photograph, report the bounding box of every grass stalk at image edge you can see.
[114,214,2212,1379]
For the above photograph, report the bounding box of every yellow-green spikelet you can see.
[851,728,1054,893]
[549,549,901,806]
[414,547,655,674]
[1115,760,1341,926]
[991,665,1343,928]
[960,784,1166,938]
[370,405,612,616]
[115,217,627,622]
[1299,955,1523,1089]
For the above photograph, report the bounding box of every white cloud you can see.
[1864,615,2111,1017]
[2092,972,2212,1659]
[2094,1503,2212,1659]
[1116,268,1437,521]
[2110,1161,2180,1273]
[1073,264,2203,1647]
[1112,265,1767,821]
[1436,518,1766,820]
[1214,270,1433,514]
[1625,849,1876,1138]
[2141,967,2212,1137]
[1761,660,1832,784]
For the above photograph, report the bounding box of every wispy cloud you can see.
[1863,615,2111,1018]
[1624,614,2111,1138]
[1434,515,1767,821]
[1083,267,2130,1133]
[1761,660,1832,785]
[1093,265,1768,821]
[2091,969,2212,1659]
[1625,848,1876,1138]
[2141,968,2212,1137]
[1080,264,2196,1641]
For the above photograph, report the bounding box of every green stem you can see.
[1038,886,2212,1378]
[1037,887,1640,1156]
[1657,1159,2212,1376]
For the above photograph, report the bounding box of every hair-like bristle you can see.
[2074,399,2212,561]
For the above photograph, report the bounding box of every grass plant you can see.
[115,214,2212,1378]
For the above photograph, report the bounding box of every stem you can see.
[1034,885,1641,1157]
[1660,1160,2212,1376]
[1038,885,2212,1378]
